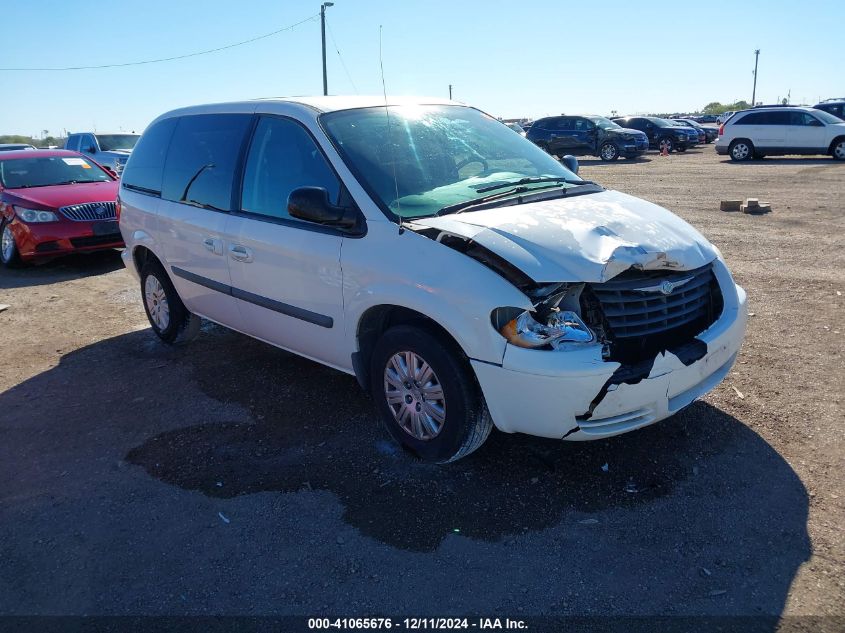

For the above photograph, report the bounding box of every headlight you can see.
[14,206,59,223]
[499,309,594,349]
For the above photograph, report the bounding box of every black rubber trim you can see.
[171,266,230,295]
[170,266,333,328]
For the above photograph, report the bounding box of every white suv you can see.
[118,97,747,463]
[716,106,845,161]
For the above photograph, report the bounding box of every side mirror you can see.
[85,145,96,153]
[561,155,579,175]
[103,166,117,178]
[809,119,824,127]
[288,187,359,230]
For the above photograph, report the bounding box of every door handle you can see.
[229,244,253,263]
[203,237,223,255]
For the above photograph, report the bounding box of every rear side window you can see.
[65,135,80,151]
[240,116,340,221]
[122,118,177,195]
[733,111,790,125]
[161,114,251,210]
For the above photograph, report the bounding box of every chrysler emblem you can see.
[633,276,694,295]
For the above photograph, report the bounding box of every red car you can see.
[0,150,123,266]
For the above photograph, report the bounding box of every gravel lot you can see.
[0,148,842,628]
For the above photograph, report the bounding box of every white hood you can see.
[411,189,718,283]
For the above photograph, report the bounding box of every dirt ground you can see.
[0,147,842,629]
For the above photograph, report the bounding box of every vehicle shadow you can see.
[0,325,811,617]
[720,157,839,166]
[0,249,124,289]
[575,156,653,166]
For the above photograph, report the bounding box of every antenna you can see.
[379,25,403,234]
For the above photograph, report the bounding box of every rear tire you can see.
[140,259,201,345]
[370,325,492,463]
[729,139,754,162]
[0,221,22,268]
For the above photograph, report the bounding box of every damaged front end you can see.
[408,215,746,442]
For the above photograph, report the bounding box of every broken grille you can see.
[59,201,116,222]
[587,264,721,340]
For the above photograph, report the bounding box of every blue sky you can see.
[2,0,843,136]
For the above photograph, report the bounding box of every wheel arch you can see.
[827,135,845,154]
[352,304,473,391]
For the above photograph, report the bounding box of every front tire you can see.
[832,138,845,161]
[729,139,754,161]
[0,221,22,268]
[676,145,687,153]
[657,137,674,153]
[599,142,619,161]
[370,325,492,463]
[140,259,201,344]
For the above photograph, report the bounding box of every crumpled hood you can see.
[410,189,718,283]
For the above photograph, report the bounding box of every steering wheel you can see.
[455,156,489,174]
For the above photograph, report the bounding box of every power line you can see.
[325,17,358,94]
[0,15,318,71]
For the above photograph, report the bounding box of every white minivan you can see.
[118,97,747,463]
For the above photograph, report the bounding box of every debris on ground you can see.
[741,198,772,214]
[732,386,745,399]
[0,304,10,313]
[720,200,742,212]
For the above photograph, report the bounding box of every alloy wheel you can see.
[144,274,170,330]
[600,143,617,160]
[1,225,15,263]
[834,141,845,160]
[383,351,446,441]
[732,142,750,160]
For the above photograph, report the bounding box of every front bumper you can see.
[472,263,747,440]
[10,218,124,261]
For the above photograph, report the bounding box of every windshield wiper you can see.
[475,176,580,193]
[436,182,602,217]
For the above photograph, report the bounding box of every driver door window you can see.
[240,116,340,222]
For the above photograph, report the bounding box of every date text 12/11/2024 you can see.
[307,618,528,630]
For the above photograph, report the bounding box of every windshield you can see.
[652,118,677,127]
[320,105,580,219]
[811,109,843,124]
[96,134,139,151]
[0,155,112,188]
[587,116,621,130]
[505,122,525,134]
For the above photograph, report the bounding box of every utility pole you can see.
[321,2,334,96]
[448,84,452,100]
[751,49,760,106]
